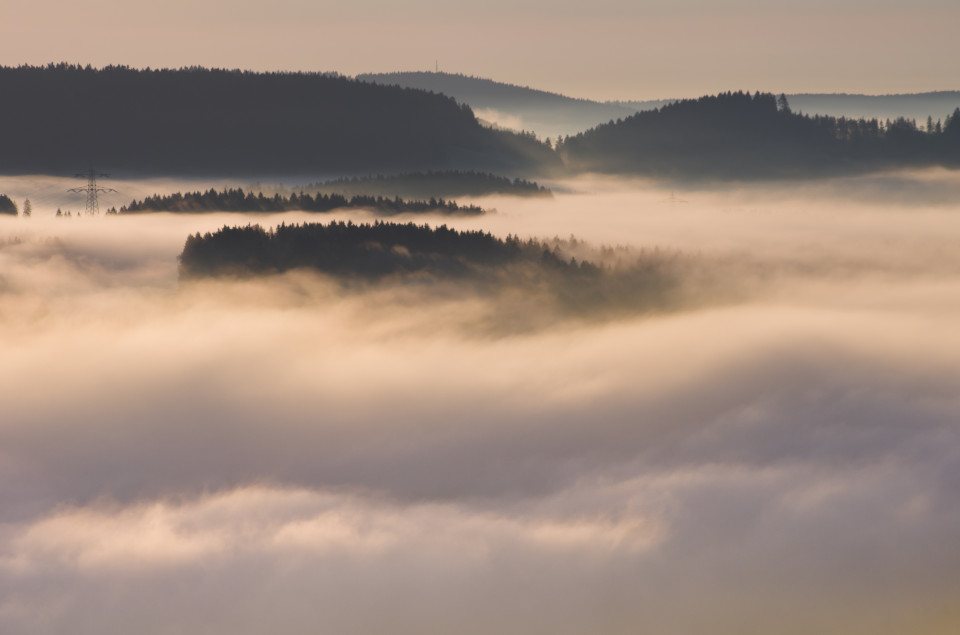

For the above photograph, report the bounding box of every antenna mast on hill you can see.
[68,168,116,215]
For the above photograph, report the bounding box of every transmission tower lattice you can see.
[68,169,116,215]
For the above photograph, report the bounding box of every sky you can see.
[1,0,958,100]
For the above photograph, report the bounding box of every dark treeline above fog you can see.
[253,170,550,200]
[558,91,960,178]
[121,188,484,216]
[0,64,555,176]
[179,221,695,317]
[179,221,579,279]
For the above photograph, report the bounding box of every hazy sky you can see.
[1,0,958,100]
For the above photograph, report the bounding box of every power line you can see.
[68,168,116,215]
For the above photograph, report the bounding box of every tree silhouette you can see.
[121,188,486,215]
[777,94,791,114]
[0,194,17,215]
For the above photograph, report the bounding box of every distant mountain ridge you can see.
[357,71,663,140]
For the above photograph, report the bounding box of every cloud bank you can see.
[1,174,959,633]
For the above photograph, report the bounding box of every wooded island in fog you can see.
[120,188,484,215]
[179,221,694,315]
[179,221,589,279]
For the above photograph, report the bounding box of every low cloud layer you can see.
[1,174,960,633]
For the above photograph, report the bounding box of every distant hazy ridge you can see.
[357,71,667,140]
[358,71,960,140]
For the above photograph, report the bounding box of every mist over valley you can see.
[1,53,960,635]
[3,166,960,633]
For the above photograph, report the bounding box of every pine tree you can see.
[22,198,32,217]
[777,94,791,114]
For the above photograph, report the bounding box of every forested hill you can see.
[0,64,557,176]
[177,221,694,316]
[558,91,960,178]
[179,221,548,279]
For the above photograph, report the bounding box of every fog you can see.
[2,171,960,634]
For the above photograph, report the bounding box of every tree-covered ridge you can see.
[558,91,960,177]
[178,221,589,279]
[0,64,557,176]
[177,221,701,320]
[120,188,484,215]
[0,194,17,215]
[254,170,551,200]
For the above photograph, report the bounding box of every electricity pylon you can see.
[68,168,116,215]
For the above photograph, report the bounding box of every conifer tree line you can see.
[0,195,31,216]
[121,188,484,215]
[178,221,692,315]
[179,220,594,279]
